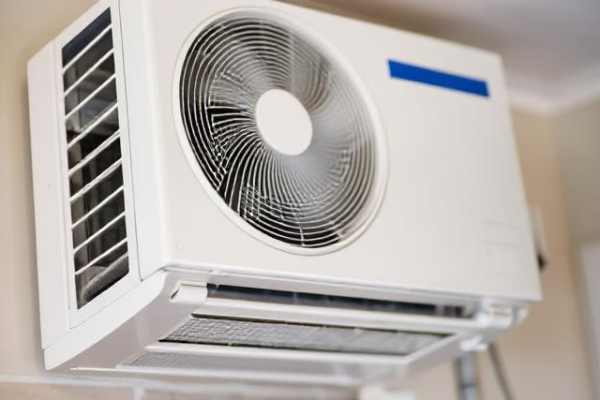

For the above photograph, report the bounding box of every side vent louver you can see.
[60,9,129,308]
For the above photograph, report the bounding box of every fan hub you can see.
[255,89,313,156]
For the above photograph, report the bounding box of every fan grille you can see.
[179,11,383,250]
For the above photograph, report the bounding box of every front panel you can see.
[122,0,540,302]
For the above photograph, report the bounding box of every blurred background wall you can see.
[1,1,599,399]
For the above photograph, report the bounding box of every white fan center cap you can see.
[256,89,313,156]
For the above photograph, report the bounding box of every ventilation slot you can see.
[206,284,469,318]
[61,8,128,308]
[162,316,447,357]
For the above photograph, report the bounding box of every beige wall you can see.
[553,100,600,246]
[1,0,101,376]
[552,99,600,400]
[0,1,595,399]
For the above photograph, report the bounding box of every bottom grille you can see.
[124,351,397,383]
[162,316,447,356]
[127,352,355,375]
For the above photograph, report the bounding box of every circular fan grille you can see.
[178,11,384,252]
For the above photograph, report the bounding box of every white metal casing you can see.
[28,0,541,386]
[126,0,539,299]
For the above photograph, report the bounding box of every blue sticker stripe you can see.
[388,59,489,98]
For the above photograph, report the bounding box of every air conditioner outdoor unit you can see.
[27,0,540,387]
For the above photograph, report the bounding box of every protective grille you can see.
[127,352,345,376]
[125,352,389,381]
[61,9,128,307]
[179,11,383,251]
[163,317,446,356]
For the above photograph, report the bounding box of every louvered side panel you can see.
[55,5,137,310]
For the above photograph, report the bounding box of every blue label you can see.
[388,59,489,98]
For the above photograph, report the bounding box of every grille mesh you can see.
[179,11,383,250]
[128,352,343,376]
[163,317,445,356]
[61,9,129,307]
[126,351,396,384]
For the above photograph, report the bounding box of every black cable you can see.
[489,343,517,400]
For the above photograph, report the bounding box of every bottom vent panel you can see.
[124,351,396,383]
[162,316,447,356]
[127,352,357,376]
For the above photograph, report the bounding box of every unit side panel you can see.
[48,0,140,327]
[28,44,71,349]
